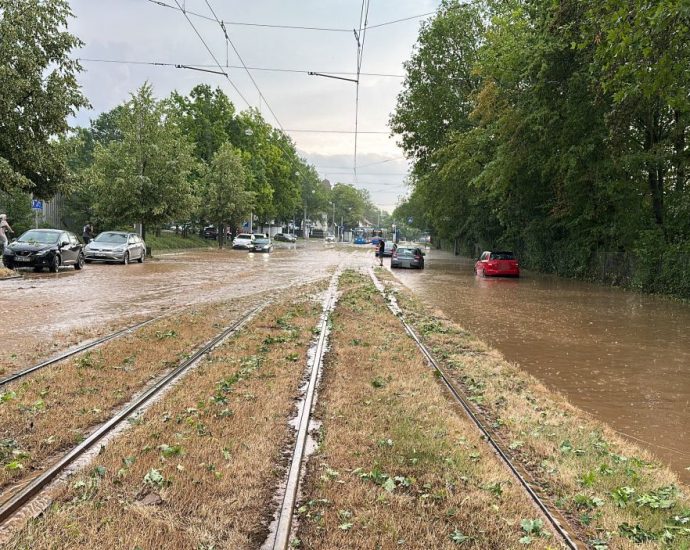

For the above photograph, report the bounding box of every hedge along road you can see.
[0,242,373,372]
[386,247,690,483]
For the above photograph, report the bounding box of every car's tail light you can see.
[414,255,421,260]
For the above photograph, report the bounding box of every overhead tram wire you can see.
[353,0,371,180]
[166,0,252,109]
[202,0,285,132]
[147,0,445,33]
[76,58,405,78]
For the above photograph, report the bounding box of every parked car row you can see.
[2,229,146,272]
[232,232,298,251]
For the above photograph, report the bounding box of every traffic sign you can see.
[407,217,413,224]
[31,199,43,210]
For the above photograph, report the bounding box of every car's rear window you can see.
[490,251,515,260]
[396,248,414,256]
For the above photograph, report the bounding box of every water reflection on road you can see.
[388,249,690,481]
[0,243,371,366]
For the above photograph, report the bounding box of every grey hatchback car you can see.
[391,246,425,269]
[84,231,146,264]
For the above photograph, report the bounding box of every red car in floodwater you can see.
[475,251,520,277]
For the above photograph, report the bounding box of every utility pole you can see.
[303,203,307,240]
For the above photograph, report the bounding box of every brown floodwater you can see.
[388,249,690,482]
[5,242,688,481]
[0,243,370,369]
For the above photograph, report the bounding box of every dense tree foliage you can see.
[0,0,88,197]
[200,143,253,248]
[88,84,196,239]
[393,0,690,296]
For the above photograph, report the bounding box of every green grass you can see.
[145,232,211,252]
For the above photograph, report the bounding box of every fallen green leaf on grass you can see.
[143,468,166,488]
[450,529,471,544]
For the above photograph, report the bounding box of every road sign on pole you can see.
[31,199,43,210]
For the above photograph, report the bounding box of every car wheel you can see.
[74,253,85,270]
[49,255,60,273]
[122,252,129,265]
[138,250,144,263]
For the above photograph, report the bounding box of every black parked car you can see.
[202,226,218,239]
[2,229,85,272]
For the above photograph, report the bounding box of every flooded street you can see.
[388,249,690,482]
[0,243,371,369]
[4,242,690,481]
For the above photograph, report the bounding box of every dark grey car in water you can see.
[84,231,146,264]
[391,246,425,269]
[2,229,84,272]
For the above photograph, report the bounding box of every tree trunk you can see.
[674,110,686,195]
[644,114,664,228]
[218,222,224,249]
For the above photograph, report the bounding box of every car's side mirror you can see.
[60,240,69,247]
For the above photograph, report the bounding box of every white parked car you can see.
[232,233,255,249]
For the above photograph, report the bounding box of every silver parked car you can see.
[84,231,146,265]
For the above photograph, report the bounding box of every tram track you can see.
[263,271,339,550]
[0,300,268,533]
[0,316,161,388]
[368,268,584,550]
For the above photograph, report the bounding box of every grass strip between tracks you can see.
[0,295,262,491]
[375,268,690,550]
[6,280,328,549]
[295,271,556,549]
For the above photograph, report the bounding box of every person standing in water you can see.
[0,214,13,251]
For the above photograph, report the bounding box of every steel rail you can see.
[267,273,339,550]
[0,317,162,387]
[0,302,267,525]
[368,269,584,550]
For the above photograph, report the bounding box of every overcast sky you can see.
[68,0,441,212]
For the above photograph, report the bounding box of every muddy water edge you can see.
[388,251,690,484]
[377,267,690,549]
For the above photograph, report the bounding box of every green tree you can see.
[200,143,254,248]
[331,183,366,227]
[88,84,196,239]
[0,0,88,197]
[390,0,485,172]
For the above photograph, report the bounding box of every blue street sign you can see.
[242,221,249,228]
[31,199,43,210]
